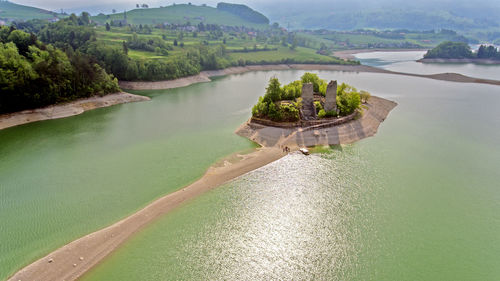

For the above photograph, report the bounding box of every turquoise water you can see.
[2,58,500,280]
[0,74,278,279]
[355,51,500,80]
[82,71,500,280]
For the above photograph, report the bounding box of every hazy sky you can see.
[11,0,500,18]
[13,0,263,13]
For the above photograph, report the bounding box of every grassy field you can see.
[229,46,341,63]
[301,30,473,51]
[0,1,59,21]
[92,4,268,29]
[95,25,346,65]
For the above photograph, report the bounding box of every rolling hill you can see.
[92,3,270,29]
[0,0,59,21]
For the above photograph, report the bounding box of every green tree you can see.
[264,77,282,102]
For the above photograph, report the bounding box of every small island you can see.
[236,73,397,147]
[418,41,500,64]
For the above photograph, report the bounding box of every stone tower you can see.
[301,83,316,120]
[324,80,337,112]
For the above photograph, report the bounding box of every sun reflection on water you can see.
[176,148,380,280]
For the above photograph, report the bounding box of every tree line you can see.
[424,41,500,60]
[0,25,119,114]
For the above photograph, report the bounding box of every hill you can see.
[256,0,500,42]
[0,0,59,21]
[92,3,270,29]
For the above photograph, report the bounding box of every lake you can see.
[355,50,500,80]
[1,56,500,280]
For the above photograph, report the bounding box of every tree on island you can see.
[424,41,500,60]
[252,73,364,122]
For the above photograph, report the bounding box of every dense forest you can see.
[424,41,500,60]
[0,25,119,114]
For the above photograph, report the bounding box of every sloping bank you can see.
[119,64,500,91]
[6,63,500,281]
[0,93,150,131]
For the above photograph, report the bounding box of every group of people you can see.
[282,146,290,153]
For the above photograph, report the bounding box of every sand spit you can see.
[236,96,397,148]
[119,64,500,91]
[0,93,150,131]
[418,58,500,65]
[333,48,427,60]
[7,147,285,281]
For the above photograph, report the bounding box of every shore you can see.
[119,64,500,91]
[418,58,500,65]
[6,62,500,281]
[333,48,427,60]
[4,62,499,132]
[0,93,150,131]
[236,96,397,148]
[8,147,285,281]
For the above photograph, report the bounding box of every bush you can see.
[301,72,327,93]
[267,101,281,121]
[314,101,323,113]
[251,96,269,117]
[318,109,338,118]
[281,80,302,100]
[279,103,300,121]
[337,83,361,116]
[360,90,371,103]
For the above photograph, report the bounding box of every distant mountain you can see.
[92,3,270,28]
[0,0,59,21]
[257,0,500,32]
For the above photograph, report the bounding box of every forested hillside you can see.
[0,20,119,114]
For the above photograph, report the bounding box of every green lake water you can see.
[82,70,500,280]
[355,51,500,80]
[1,61,500,280]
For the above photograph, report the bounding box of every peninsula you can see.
[418,41,500,64]
[236,73,397,147]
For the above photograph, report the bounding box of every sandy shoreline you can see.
[333,48,427,60]
[6,62,500,281]
[0,93,150,131]
[119,64,500,91]
[236,96,397,148]
[418,58,500,65]
[4,61,498,132]
[8,147,285,281]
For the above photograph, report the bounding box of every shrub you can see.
[251,96,269,117]
[301,72,327,93]
[337,83,361,116]
[267,101,282,121]
[318,109,338,118]
[360,90,371,103]
[314,101,323,113]
[281,80,302,100]
[279,104,300,121]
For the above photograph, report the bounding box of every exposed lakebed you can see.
[1,60,500,280]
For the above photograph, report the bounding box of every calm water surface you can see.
[1,58,500,280]
[83,70,500,280]
[356,51,500,80]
